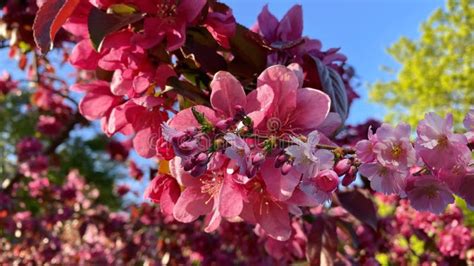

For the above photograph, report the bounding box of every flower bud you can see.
[182,158,194,171]
[234,105,246,118]
[335,158,351,176]
[342,166,357,186]
[315,170,339,193]
[251,152,265,166]
[190,164,207,177]
[177,141,197,156]
[274,154,288,168]
[216,118,234,131]
[245,165,257,178]
[194,152,209,165]
[281,161,292,175]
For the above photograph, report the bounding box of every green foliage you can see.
[456,196,474,228]
[370,0,474,127]
[0,89,123,209]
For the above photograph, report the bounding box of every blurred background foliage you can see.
[0,89,123,209]
[370,0,473,128]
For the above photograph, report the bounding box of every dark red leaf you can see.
[306,215,338,266]
[88,7,144,51]
[184,27,227,74]
[228,24,268,80]
[33,0,81,54]
[337,189,378,230]
[303,54,349,121]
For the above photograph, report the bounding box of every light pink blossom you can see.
[406,175,454,214]
[373,123,416,169]
[359,162,408,195]
[415,113,471,171]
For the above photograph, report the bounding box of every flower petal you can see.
[210,71,247,117]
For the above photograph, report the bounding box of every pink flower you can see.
[16,137,43,162]
[464,109,474,143]
[372,123,416,169]
[36,115,63,136]
[28,177,50,197]
[359,162,408,195]
[224,133,264,178]
[253,5,302,45]
[108,98,169,158]
[241,185,292,241]
[406,175,454,214]
[415,113,471,171]
[170,159,245,233]
[285,130,334,179]
[71,81,123,121]
[355,126,378,163]
[69,39,102,70]
[166,69,276,170]
[204,3,236,49]
[144,174,181,216]
[19,155,48,178]
[252,5,346,67]
[437,220,472,257]
[133,0,207,50]
[252,65,331,135]
[334,158,351,176]
[300,169,339,204]
[253,65,332,200]
[464,109,474,131]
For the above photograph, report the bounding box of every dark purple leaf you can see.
[337,189,378,230]
[88,7,144,51]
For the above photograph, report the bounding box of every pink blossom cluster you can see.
[65,0,237,159]
[356,194,474,264]
[0,170,274,265]
[0,71,17,96]
[152,62,473,241]
[16,137,48,178]
[251,5,359,105]
[357,111,474,214]
[147,64,346,241]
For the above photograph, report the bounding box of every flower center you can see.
[200,174,223,204]
[425,185,439,199]
[437,135,449,148]
[391,144,403,159]
[156,0,178,19]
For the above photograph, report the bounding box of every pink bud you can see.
[315,170,339,192]
[194,152,209,165]
[281,162,292,175]
[234,105,245,116]
[216,118,234,131]
[274,154,287,168]
[342,166,357,186]
[335,158,351,176]
[251,152,265,165]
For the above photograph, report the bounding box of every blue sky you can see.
[224,0,445,124]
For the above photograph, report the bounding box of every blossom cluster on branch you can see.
[152,62,474,241]
[0,0,472,264]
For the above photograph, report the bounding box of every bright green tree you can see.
[370,0,474,127]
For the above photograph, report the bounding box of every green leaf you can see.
[191,107,213,133]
